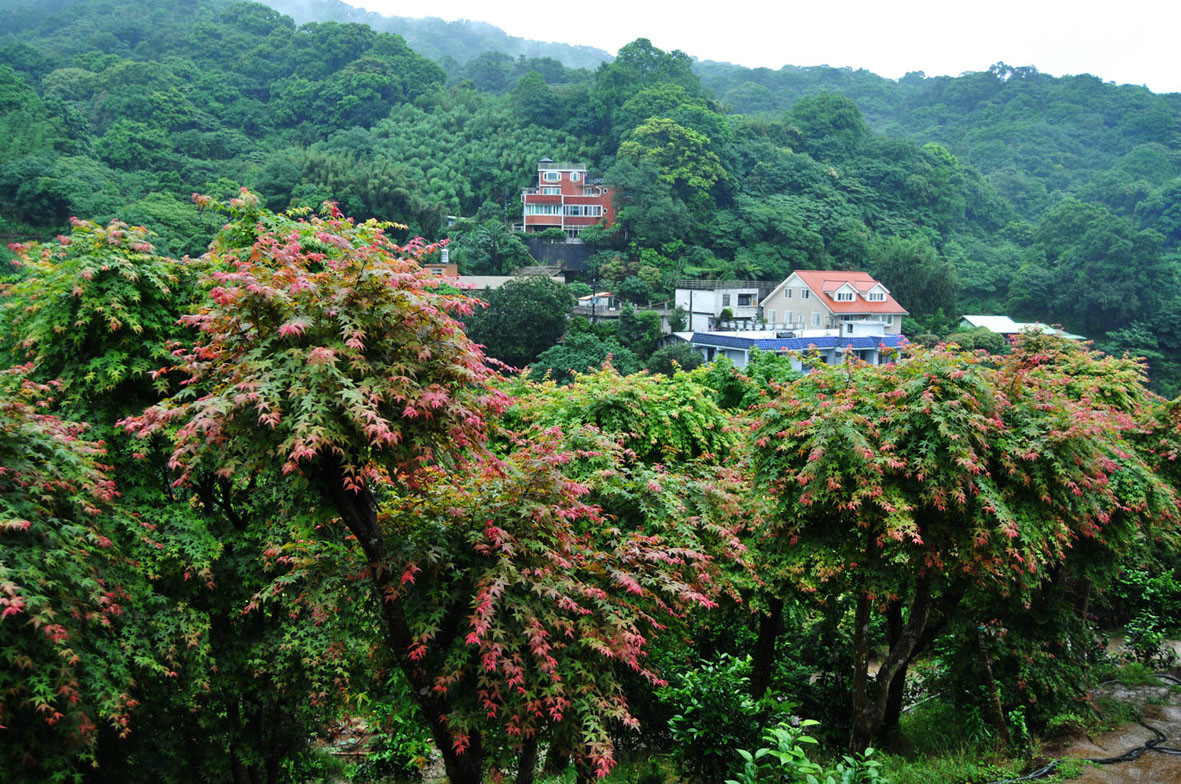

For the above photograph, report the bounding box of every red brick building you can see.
[521,159,616,238]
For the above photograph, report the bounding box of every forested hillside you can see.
[263,0,613,70]
[2,0,1181,388]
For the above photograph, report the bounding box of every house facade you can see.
[759,270,907,336]
[521,159,615,239]
[673,280,778,331]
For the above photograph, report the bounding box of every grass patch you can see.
[1094,696,1140,733]
[881,753,1090,784]
[1111,662,1160,687]
[876,697,1100,784]
[879,753,1021,784]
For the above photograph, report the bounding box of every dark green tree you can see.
[529,332,642,383]
[870,235,958,318]
[465,276,577,368]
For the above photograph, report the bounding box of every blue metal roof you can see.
[691,333,906,352]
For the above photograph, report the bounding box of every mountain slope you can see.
[262,0,612,69]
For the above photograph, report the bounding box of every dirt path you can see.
[1043,677,1181,783]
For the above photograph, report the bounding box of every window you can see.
[525,204,561,215]
[583,187,599,196]
[784,311,792,326]
[784,288,792,299]
[811,312,821,327]
[570,171,580,182]
[564,205,603,217]
[885,315,894,325]
[801,289,810,300]
[541,187,560,195]
[722,294,731,307]
[835,291,855,302]
[737,294,753,307]
[768,309,776,323]
[868,292,885,301]
[542,171,561,182]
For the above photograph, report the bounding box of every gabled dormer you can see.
[863,282,889,302]
[830,282,859,303]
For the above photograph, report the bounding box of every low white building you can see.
[959,315,1085,341]
[687,328,906,371]
[673,280,778,332]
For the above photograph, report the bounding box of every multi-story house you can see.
[673,280,779,331]
[521,159,615,239]
[759,270,907,336]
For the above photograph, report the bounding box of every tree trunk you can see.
[880,601,907,741]
[849,591,873,751]
[977,626,1010,746]
[850,577,934,753]
[319,458,485,783]
[1076,576,1092,620]
[750,596,784,700]
[573,755,596,784]
[542,731,572,776]
[229,743,254,784]
[516,736,540,784]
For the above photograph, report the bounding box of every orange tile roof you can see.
[790,270,908,315]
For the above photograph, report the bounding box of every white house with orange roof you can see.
[759,270,908,336]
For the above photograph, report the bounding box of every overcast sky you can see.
[347,0,1181,94]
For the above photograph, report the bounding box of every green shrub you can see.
[660,655,793,783]
[1124,611,1177,667]
[726,720,888,784]
[352,685,433,783]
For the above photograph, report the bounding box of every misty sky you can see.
[348,0,1180,94]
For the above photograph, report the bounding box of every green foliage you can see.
[870,235,957,318]
[353,679,434,783]
[510,364,734,464]
[698,350,800,412]
[464,276,576,368]
[618,275,653,305]
[943,326,1008,354]
[617,306,662,359]
[727,721,887,784]
[375,427,740,779]
[619,117,727,203]
[0,366,200,780]
[669,306,688,332]
[788,92,869,160]
[1108,567,1181,628]
[1027,198,1171,336]
[0,218,192,419]
[1123,612,1175,667]
[122,190,498,484]
[534,227,569,241]
[647,342,704,376]
[530,331,642,383]
[661,655,792,783]
[567,280,594,298]
[447,218,532,274]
